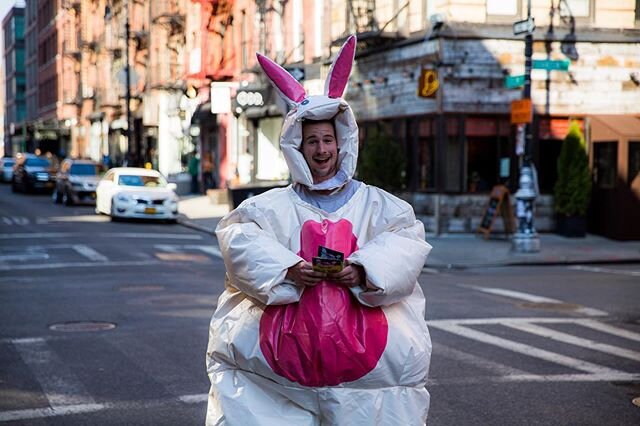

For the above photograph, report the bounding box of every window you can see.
[560,0,591,18]
[593,142,617,189]
[409,118,435,191]
[487,0,518,16]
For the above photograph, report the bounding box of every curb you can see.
[177,217,216,235]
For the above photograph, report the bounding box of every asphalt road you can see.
[0,183,639,425]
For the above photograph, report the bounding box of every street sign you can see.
[513,17,535,35]
[532,59,570,71]
[417,69,439,98]
[504,74,525,89]
[511,99,532,124]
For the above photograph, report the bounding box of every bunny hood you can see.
[257,36,359,191]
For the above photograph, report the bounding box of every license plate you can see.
[144,207,156,214]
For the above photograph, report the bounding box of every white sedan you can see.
[95,167,179,221]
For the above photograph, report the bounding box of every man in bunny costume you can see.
[206,36,432,425]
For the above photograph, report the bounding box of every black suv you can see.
[11,154,57,193]
[53,159,102,205]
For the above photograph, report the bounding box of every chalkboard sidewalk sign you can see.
[477,184,515,239]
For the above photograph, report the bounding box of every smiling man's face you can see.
[301,120,338,184]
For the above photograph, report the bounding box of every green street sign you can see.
[505,74,525,89]
[532,59,570,71]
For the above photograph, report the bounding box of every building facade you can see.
[2,5,26,156]
[4,0,639,235]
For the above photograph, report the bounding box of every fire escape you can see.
[150,0,186,90]
[205,0,235,81]
[61,0,82,107]
[335,0,407,50]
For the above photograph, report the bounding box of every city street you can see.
[1,183,639,425]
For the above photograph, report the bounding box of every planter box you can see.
[556,215,587,238]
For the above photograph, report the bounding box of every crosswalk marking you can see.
[1,216,30,225]
[429,321,623,375]
[504,322,640,362]
[154,244,222,259]
[0,232,204,240]
[579,319,640,343]
[463,285,608,316]
[0,259,162,271]
[433,342,529,376]
[71,244,108,262]
[12,339,96,407]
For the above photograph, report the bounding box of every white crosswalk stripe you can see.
[154,244,222,259]
[11,338,96,407]
[428,317,640,382]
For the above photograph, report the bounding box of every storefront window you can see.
[411,118,435,191]
[593,142,618,189]
[255,116,288,181]
[464,116,510,193]
[445,117,463,193]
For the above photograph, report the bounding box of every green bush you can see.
[358,128,406,192]
[553,121,592,216]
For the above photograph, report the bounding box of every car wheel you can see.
[63,190,73,206]
[109,197,119,222]
[11,179,18,193]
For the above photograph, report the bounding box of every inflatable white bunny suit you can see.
[206,36,433,425]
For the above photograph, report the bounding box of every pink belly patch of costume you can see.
[259,219,388,387]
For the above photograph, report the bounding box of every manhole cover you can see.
[518,302,581,311]
[633,397,640,408]
[49,321,116,332]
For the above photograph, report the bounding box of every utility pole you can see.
[512,0,541,253]
[125,0,133,166]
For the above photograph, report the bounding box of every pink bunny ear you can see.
[256,53,306,104]
[324,35,357,98]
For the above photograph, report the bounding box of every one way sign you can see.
[513,17,535,35]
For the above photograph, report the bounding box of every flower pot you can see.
[556,214,587,238]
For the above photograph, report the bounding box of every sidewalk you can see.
[177,195,640,269]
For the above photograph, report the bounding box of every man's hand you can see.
[286,261,326,287]
[327,262,366,288]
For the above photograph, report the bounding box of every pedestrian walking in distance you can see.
[206,35,433,425]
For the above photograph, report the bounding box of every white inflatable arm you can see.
[347,197,432,307]
[215,205,304,305]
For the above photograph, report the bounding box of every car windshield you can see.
[118,174,166,187]
[70,164,98,175]
[25,158,50,167]
[2,159,14,165]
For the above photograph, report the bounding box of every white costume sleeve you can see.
[215,200,305,306]
[348,193,431,307]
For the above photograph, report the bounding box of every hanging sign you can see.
[511,99,532,124]
[417,69,439,98]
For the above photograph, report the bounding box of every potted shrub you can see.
[553,121,592,237]
[358,128,406,192]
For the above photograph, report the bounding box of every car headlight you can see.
[116,193,131,203]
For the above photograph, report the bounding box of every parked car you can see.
[11,154,57,193]
[0,157,15,183]
[53,159,102,205]
[95,167,179,221]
